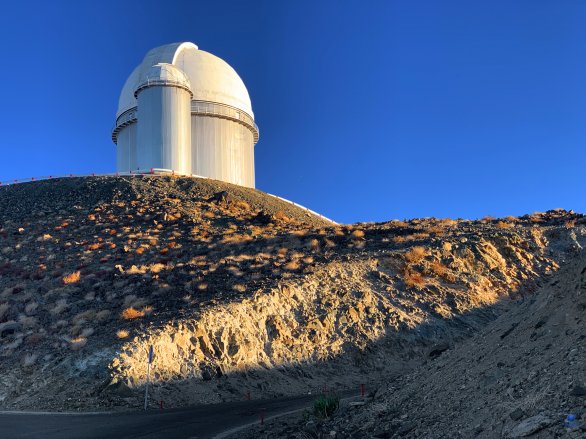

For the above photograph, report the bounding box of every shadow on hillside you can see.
[126,280,538,410]
[137,296,518,411]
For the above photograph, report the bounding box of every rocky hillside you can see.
[0,176,584,412]
[243,252,586,439]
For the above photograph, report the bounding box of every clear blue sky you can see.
[0,1,584,223]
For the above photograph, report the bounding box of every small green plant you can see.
[313,394,339,418]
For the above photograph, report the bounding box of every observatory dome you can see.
[113,42,258,188]
[117,42,253,118]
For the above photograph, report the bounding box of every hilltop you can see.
[0,176,583,413]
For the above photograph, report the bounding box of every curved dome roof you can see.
[134,63,192,97]
[117,42,253,118]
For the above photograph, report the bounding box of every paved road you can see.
[0,392,357,439]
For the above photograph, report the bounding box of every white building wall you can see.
[136,86,191,174]
[116,123,138,172]
[191,116,255,188]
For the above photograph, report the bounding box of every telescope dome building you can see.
[112,42,259,188]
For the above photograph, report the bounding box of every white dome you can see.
[117,42,253,118]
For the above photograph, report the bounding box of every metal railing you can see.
[112,101,259,144]
[133,78,193,98]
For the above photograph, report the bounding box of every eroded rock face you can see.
[0,176,584,410]
[110,212,585,410]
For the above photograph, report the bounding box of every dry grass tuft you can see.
[284,261,301,271]
[438,218,458,227]
[50,299,68,316]
[527,212,544,223]
[429,260,448,277]
[22,353,38,367]
[404,269,427,289]
[18,315,37,329]
[404,246,428,264]
[308,239,320,252]
[96,310,111,322]
[24,301,38,316]
[232,200,251,211]
[274,211,290,222]
[232,284,246,293]
[73,309,96,325]
[495,221,514,229]
[221,234,253,245]
[116,329,129,339]
[70,337,87,350]
[121,307,145,320]
[351,230,365,239]
[425,225,446,235]
[62,271,81,285]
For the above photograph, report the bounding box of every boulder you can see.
[506,414,553,438]
[428,342,449,359]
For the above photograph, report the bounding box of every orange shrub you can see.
[62,271,81,285]
[284,261,300,271]
[121,307,145,320]
[495,221,514,229]
[404,270,427,289]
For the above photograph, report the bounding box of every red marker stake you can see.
[160,400,164,409]
[361,383,365,399]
